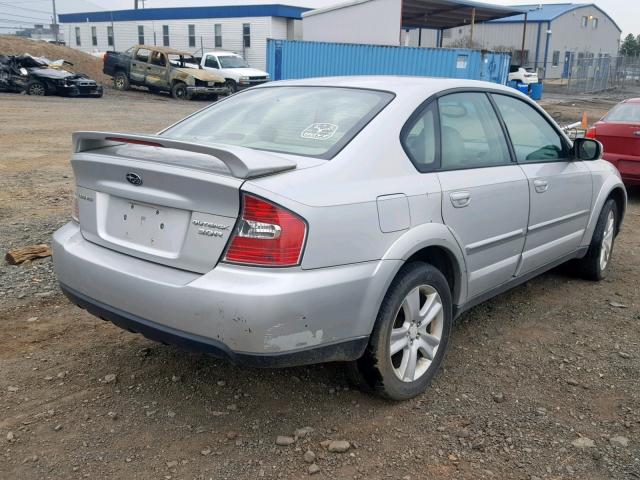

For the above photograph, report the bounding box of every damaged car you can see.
[0,54,103,97]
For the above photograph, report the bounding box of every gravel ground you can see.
[0,89,638,480]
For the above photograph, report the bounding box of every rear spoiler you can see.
[72,131,297,179]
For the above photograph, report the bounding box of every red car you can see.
[587,98,640,185]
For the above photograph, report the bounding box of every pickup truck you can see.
[103,45,228,100]
[200,51,269,93]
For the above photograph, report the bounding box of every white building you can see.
[440,3,622,79]
[58,4,310,70]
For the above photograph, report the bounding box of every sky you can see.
[0,0,638,36]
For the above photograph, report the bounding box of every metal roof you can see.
[488,3,622,32]
[304,0,527,30]
[401,0,527,29]
[58,4,309,24]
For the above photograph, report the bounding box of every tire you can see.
[348,262,453,401]
[573,199,618,281]
[171,82,191,100]
[26,80,46,96]
[113,72,129,91]
[225,79,237,94]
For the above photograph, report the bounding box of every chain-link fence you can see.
[541,55,640,95]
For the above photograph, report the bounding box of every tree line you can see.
[620,34,640,56]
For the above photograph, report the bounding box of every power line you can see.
[0,18,44,24]
[0,11,51,21]
[0,1,51,14]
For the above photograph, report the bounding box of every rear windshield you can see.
[605,103,640,122]
[163,86,394,159]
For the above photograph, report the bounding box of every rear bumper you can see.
[603,154,640,185]
[53,223,399,365]
[60,283,367,367]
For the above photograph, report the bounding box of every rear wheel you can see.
[113,72,129,91]
[26,80,46,96]
[573,199,618,281]
[348,262,453,401]
[171,82,191,100]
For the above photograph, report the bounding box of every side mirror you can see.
[573,138,602,161]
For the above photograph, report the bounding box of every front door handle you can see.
[534,179,549,193]
[450,191,471,208]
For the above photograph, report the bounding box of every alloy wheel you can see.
[390,285,444,382]
[29,83,45,96]
[599,210,615,271]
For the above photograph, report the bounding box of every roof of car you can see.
[622,98,640,104]
[135,45,194,56]
[264,76,516,97]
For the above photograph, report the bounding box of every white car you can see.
[200,51,269,93]
[508,65,539,85]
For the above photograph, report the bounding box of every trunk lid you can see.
[594,121,640,157]
[72,132,297,273]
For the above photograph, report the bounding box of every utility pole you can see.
[135,0,139,9]
[51,0,58,43]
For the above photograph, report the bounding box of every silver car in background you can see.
[53,77,626,400]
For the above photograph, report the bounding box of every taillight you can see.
[585,127,597,138]
[223,194,307,267]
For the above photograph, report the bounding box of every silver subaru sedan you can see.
[53,77,626,400]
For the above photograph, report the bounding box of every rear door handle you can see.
[450,191,471,208]
[534,179,549,193]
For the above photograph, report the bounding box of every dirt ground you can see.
[1,89,639,480]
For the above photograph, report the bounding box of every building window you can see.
[138,25,144,45]
[552,50,560,67]
[214,24,222,48]
[75,27,81,46]
[107,26,114,47]
[162,25,170,46]
[581,16,588,27]
[188,24,196,48]
[243,23,250,48]
[592,17,598,28]
[91,26,97,46]
[512,49,529,66]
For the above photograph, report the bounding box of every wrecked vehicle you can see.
[0,54,103,97]
[103,45,228,100]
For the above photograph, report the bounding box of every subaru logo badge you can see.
[126,172,143,186]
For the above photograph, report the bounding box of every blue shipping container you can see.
[267,39,511,84]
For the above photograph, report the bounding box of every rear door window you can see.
[437,92,511,170]
[135,48,151,62]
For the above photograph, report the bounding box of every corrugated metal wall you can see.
[267,39,511,84]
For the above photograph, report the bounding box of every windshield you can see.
[218,55,250,68]
[168,54,199,68]
[163,86,394,158]
[605,103,640,123]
